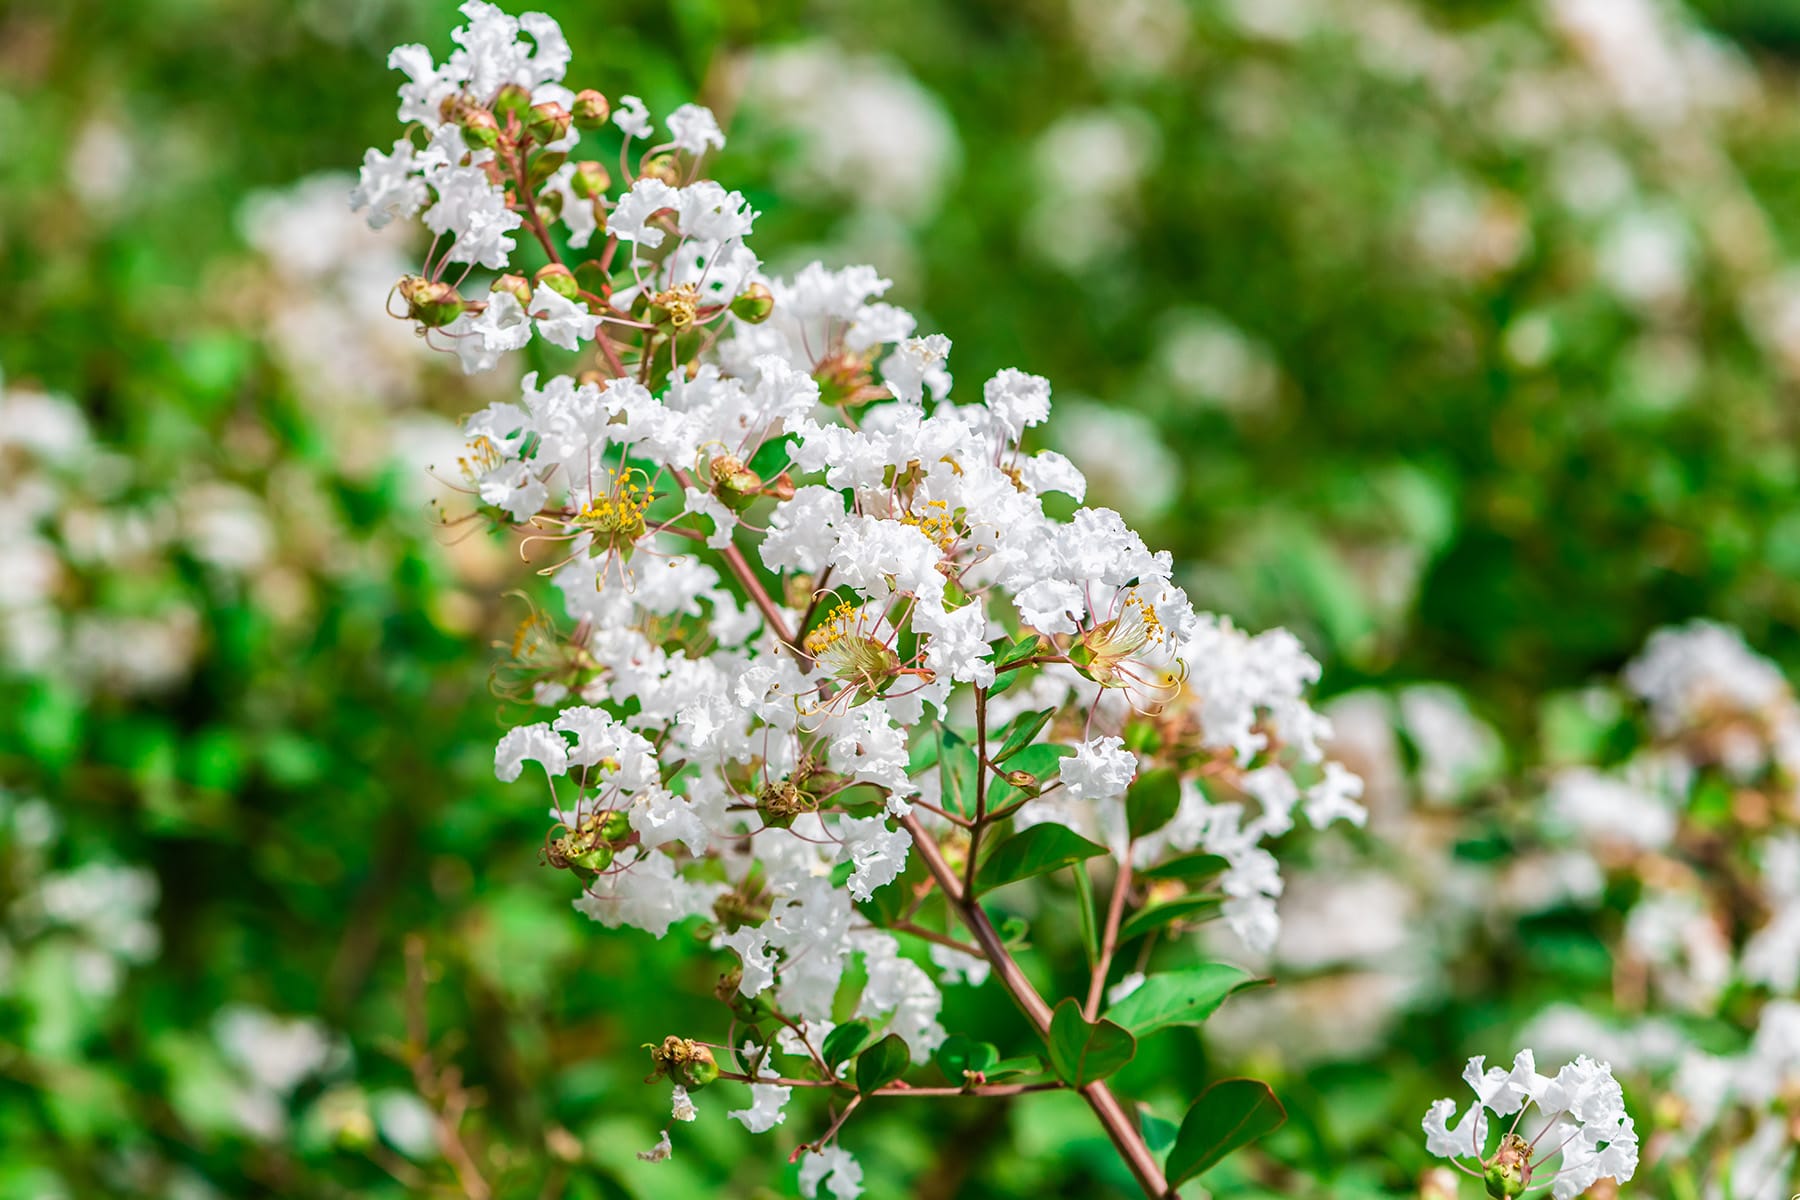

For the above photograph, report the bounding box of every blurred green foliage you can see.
[5,0,1800,1196]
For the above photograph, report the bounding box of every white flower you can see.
[349,140,426,228]
[494,723,568,781]
[1059,735,1136,804]
[666,103,726,154]
[728,1083,792,1133]
[530,285,599,350]
[608,178,681,248]
[881,334,951,405]
[798,1145,864,1199]
[471,290,533,355]
[636,1129,672,1162]
[613,94,653,139]
[669,1085,698,1122]
[1421,1051,1636,1200]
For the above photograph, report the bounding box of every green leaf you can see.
[993,708,1054,763]
[974,824,1109,894]
[822,1022,872,1071]
[1125,767,1181,840]
[1045,998,1136,1087]
[986,742,1075,808]
[1103,963,1262,1036]
[854,1033,911,1093]
[1072,861,1100,969]
[1117,894,1224,942]
[934,1035,999,1083]
[1140,1111,1179,1154]
[1166,1078,1287,1186]
[1137,852,1230,884]
[993,632,1042,669]
[937,726,980,818]
[985,1055,1046,1080]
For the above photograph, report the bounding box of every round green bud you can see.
[675,1045,719,1090]
[534,263,580,300]
[570,160,612,201]
[568,842,614,872]
[491,82,533,123]
[709,454,764,511]
[572,89,611,130]
[527,101,572,145]
[596,810,631,842]
[730,282,775,324]
[458,107,501,150]
[490,273,533,306]
[398,275,466,328]
[1483,1162,1526,1199]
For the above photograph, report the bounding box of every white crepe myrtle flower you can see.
[613,94,653,139]
[798,1145,864,1200]
[666,103,726,154]
[1060,735,1137,804]
[1422,1050,1637,1199]
[529,284,599,349]
[669,1085,698,1122]
[727,1042,792,1133]
[636,1129,672,1162]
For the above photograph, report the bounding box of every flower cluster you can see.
[356,5,1364,1188]
[1422,1050,1637,1199]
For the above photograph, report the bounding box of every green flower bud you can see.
[570,160,611,200]
[492,82,533,123]
[730,282,775,324]
[641,153,681,186]
[677,1045,719,1089]
[535,263,580,300]
[596,810,631,842]
[458,107,501,150]
[567,841,614,872]
[571,89,611,130]
[490,273,533,306]
[527,101,572,145]
[709,454,764,511]
[646,1036,720,1090]
[398,275,466,328]
[1483,1162,1525,1199]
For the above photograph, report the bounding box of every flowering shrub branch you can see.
[354,4,1376,1195]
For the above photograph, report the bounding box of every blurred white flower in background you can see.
[1154,309,1280,415]
[1026,107,1159,272]
[1051,402,1179,519]
[738,43,959,223]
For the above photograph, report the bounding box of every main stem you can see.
[900,813,1172,1199]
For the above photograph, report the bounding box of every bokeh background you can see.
[4,0,1800,1196]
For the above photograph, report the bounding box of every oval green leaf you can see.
[1103,963,1262,1036]
[1045,997,1136,1087]
[854,1033,911,1094]
[974,824,1109,894]
[1166,1078,1287,1186]
[1125,767,1181,840]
